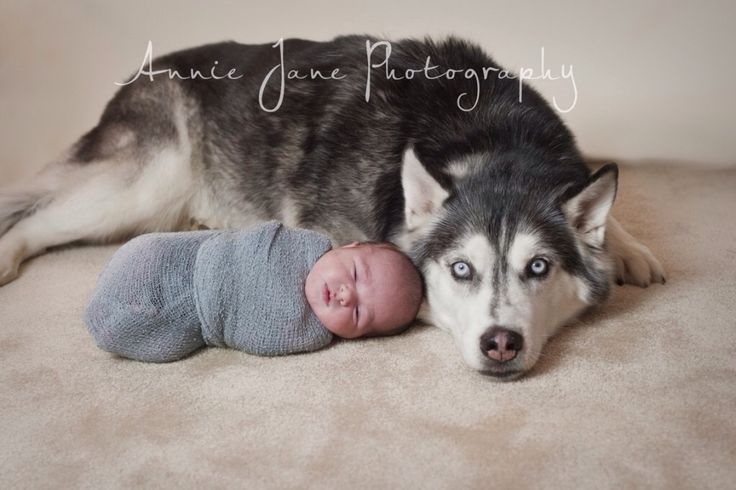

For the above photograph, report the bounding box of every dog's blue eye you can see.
[451,261,472,280]
[527,258,549,277]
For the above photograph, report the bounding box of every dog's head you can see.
[399,148,617,379]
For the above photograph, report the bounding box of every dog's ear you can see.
[401,146,449,233]
[563,163,618,248]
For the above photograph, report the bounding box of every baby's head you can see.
[304,241,424,339]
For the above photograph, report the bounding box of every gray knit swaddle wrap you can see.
[84,221,334,362]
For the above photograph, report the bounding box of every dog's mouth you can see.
[480,368,524,380]
[477,356,526,380]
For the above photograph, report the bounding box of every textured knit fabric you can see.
[84,222,334,362]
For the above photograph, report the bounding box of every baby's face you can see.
[304,243,418,338]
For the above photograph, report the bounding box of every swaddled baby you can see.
[84,221,423,362]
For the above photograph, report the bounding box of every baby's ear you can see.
[342,241,360,249]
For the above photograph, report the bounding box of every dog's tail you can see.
[0,185,54,237]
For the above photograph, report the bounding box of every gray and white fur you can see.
[0,35,665,379]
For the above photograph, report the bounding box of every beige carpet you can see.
[1,165,734,489]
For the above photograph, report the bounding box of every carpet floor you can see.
[1,164,734,489]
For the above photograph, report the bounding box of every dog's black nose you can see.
[480,327,524,363]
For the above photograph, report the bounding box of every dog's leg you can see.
[607,216,666,287]
[0,147,194,287]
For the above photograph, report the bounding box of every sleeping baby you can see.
[84,221,423,362]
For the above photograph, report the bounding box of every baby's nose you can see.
[338,284,355,306]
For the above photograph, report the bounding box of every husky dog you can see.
[0,36,664,378]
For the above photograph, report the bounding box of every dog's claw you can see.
[614,245,665,288]
[0,241,24,287]
[0,262,20,287]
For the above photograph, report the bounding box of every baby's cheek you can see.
[315,308,330,327]
[320,310,341,333]
[330,313,357,338]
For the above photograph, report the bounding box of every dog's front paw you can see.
[0,237,25,287]
[612,240,666,287]
[607,217,666,288]
[0,257,20,287]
